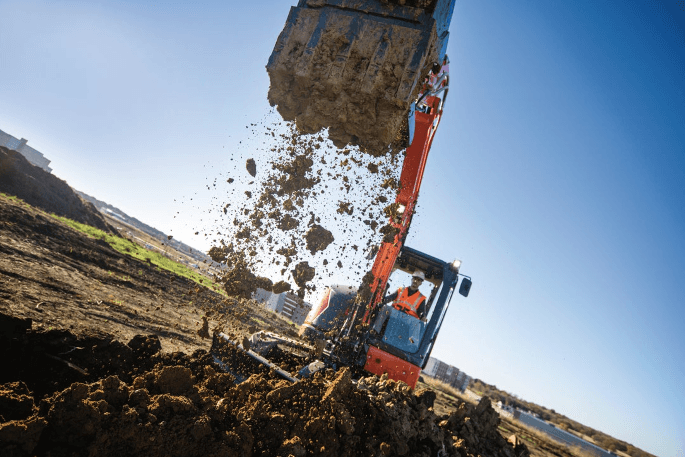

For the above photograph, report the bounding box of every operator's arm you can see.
[417,299,427,320]
[382,291,399,305]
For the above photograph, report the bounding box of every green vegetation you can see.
[251,317,266,326]
[0,192,30,208]
[0,192,225,294]
[51,214,221,291]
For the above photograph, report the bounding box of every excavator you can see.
[211,0,471,389]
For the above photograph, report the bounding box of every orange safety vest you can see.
[392,287,425,319]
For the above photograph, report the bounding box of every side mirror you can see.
[458,277,472,297]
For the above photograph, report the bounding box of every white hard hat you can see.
[412,271,425,281]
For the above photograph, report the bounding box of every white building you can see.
[423,357,472,391]
[253,288,313,326]
[0,129,52,173]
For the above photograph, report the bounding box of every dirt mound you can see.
[440,397,530,457]
[0,146,114,233]
[1,316,527,457]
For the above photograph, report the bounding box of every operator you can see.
[382,271,427,320]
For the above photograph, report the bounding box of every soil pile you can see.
[0,146,113,233]
[1,313,527,457]
[438,397,530,457]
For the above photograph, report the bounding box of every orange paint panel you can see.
[363,345,421,389]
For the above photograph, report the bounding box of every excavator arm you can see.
[361,60,450,322]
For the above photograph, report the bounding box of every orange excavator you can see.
[211,0,472,389]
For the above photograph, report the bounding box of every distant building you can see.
[515,410,615,457]
[254,288,313,326]
[423,357,471,392]
[0,128,52,173]
[103,208,126,222]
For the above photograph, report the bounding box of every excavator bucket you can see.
[266,0,456,154]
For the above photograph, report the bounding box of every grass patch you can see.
[50,214,223,292]
[422,376,470,402]
[251,317,266,326]
[0,192,225,295]
[0,192,31,208]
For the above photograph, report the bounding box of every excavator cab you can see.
[360,245,469,386]
[373,253,471,352]
[296,245,471,388]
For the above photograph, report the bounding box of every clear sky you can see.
[1,1,683,456]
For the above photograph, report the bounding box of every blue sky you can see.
[0,1,683,456]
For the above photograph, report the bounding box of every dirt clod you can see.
[128,335,162,358]
[272,280,292,294]
[305,224,335,254]
[197,316,210,339]
[246,158,257,177]
[292,262,315,289]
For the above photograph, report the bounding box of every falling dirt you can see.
[271,280,292,295]
[291,261,316,297]
[245,158,257,177]
[305,224,335,255]
[207,119,403,300]
[277,214,300,231]
[380,223,401,244]
[221,259,274,300]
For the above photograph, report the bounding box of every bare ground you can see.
[0,192,543,457]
